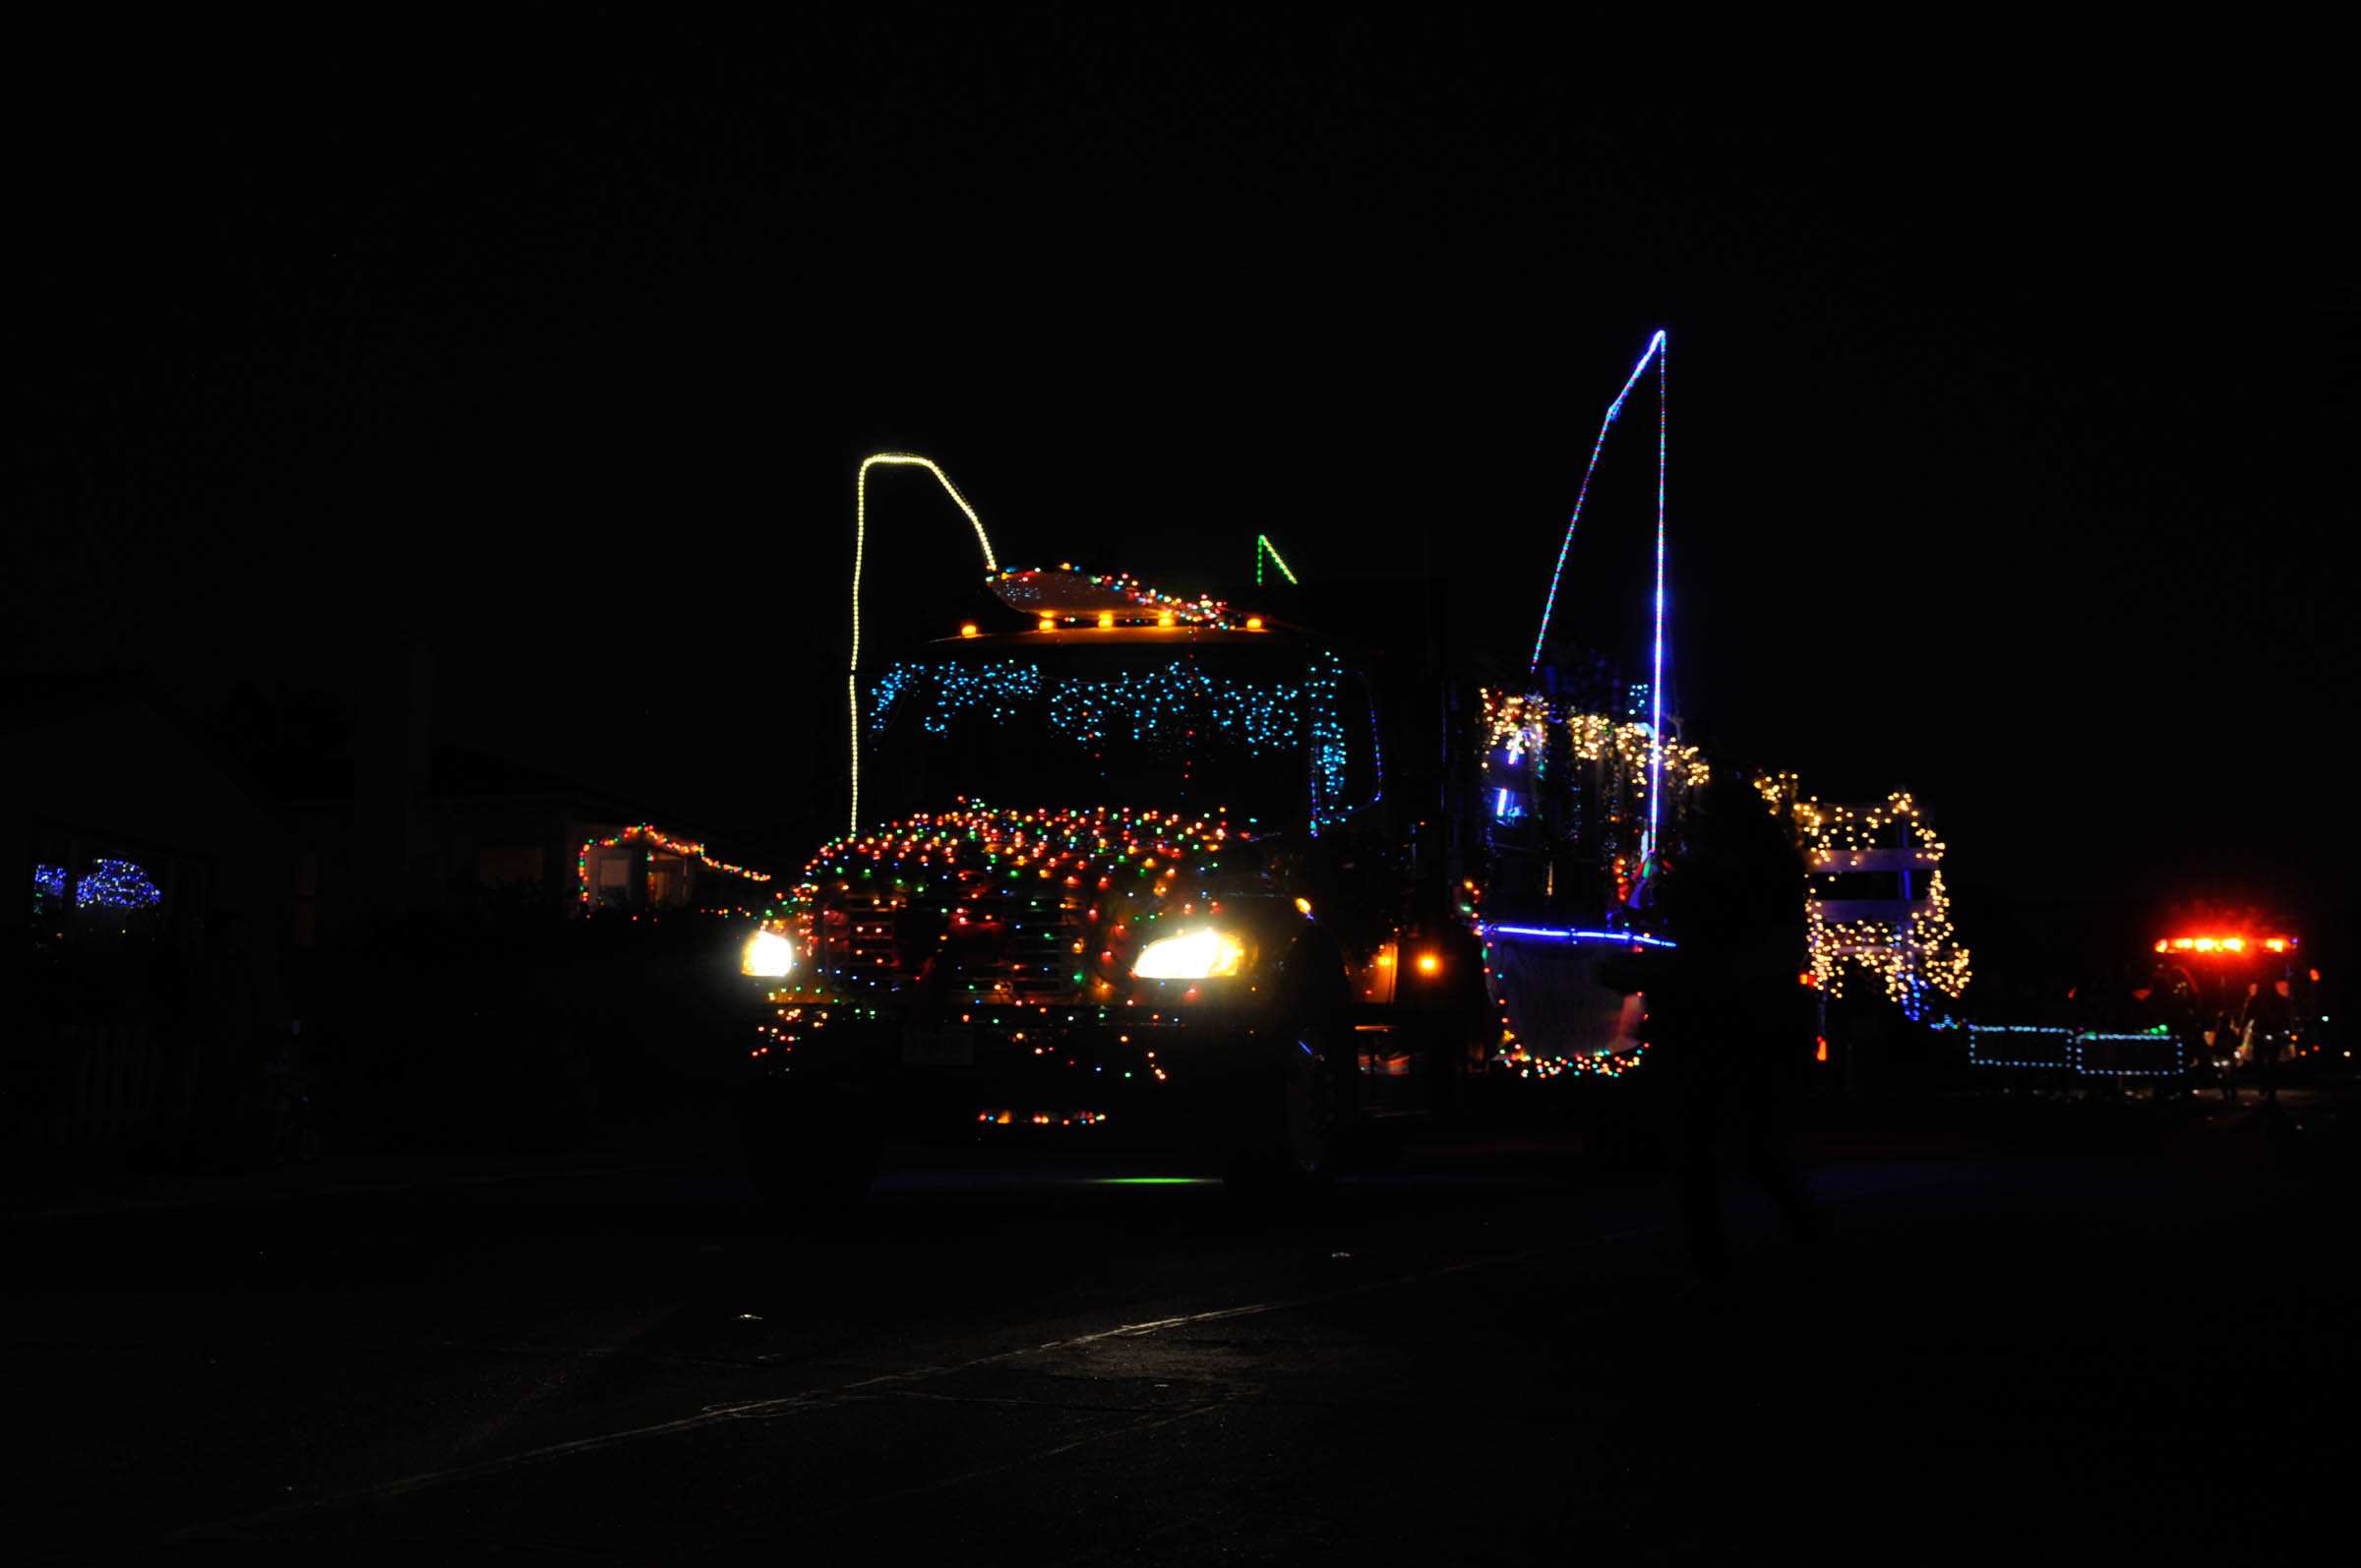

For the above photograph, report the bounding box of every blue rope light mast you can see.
[1523,329,1671,863]
[1646,332,1668,866]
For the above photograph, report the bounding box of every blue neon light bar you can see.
[1483,924,1676,949]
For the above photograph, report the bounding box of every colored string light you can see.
[1474,703,1965,1038]
[868,659,1049,736]
[1304,651,1350,834]
[995,566,1253,630]
[1476,687,1711,897]
[754,804,1240,1078]
[1960,1025,2184,1078]
[863,653,1366,821]
[1777,785,1971,1015]
[576,824,773,908]
[73,859,161,911]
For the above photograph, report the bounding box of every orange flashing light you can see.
[1815,1036,1829,1062]
[2163,933,2292,956]
[1246,616,1265,631]
[1037,616,1057,633]
[1416,952,1442,976]
[1098,611,1115,629]
[959,622,980,638]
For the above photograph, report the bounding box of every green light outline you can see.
[1254,534,1300,587]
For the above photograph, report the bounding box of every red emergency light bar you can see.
[2152,935,2294,955]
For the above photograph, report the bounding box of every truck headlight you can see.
[741,927,796,978]
[1132,928,1248,979]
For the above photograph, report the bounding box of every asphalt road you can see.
[6,1096,2355,1564]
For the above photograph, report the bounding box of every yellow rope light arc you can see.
[849,453,999,835]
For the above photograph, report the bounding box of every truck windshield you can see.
[862,642,1352,826]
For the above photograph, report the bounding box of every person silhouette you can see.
[2237,977,2290,1106]
[1655,770,1819,1280]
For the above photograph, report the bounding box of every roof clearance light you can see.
[2222,936,2246,952]
[2266,937,2289,952]
[2153,940,2169,953]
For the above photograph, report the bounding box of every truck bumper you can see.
[737,1008,1284,1151]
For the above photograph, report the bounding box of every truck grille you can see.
[959,893,1084,1004]
[810,888,1086,1003]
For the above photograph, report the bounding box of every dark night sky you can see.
[9,16,2353,962]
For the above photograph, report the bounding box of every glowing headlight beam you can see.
[741,928,796,977]
[1526,329,1666,679]
[1131,928,1248,980]
[850,453,999,835]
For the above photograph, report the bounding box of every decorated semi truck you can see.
[720,336,1976,1197]
[728,564,1505,1200]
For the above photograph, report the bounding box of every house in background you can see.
[574,821,774,913]
[287,645,773,937]
[292,745,775,930]
[1,675,293,1169]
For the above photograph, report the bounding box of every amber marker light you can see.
[1037,616,1056,633]
[960,623,979,638]
[1098,611,1115,629]
[1416,952,1442,976]
[1246,616,1265,631]
[1157,610,1176,628]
